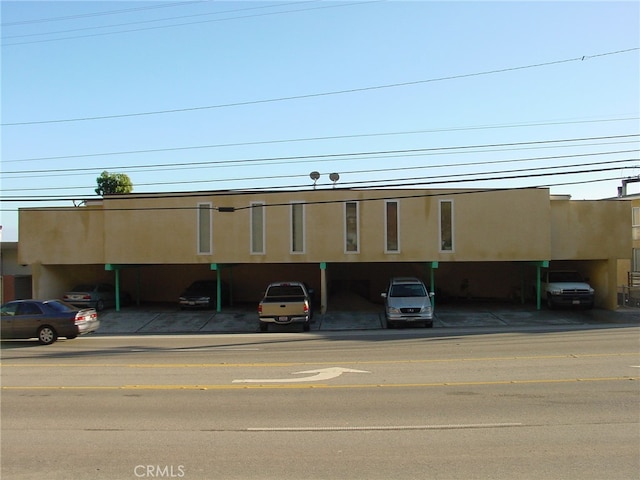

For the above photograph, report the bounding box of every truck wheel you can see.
[259,323,268,332]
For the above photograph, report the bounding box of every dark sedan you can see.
[1,299,100,345]
[179,280,230,309]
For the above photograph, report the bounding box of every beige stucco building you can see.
[17,187,630,311]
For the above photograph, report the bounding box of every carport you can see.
[105,263,236,313]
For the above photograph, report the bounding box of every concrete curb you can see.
[95,306,640,335]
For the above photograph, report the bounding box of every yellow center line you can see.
[1,352,638,369]
[1,376,637,390]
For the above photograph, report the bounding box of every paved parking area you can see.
[96,303,640,335]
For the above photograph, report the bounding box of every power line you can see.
[0,174,630,213]
[1,1,206,26]
[3,48,637,127]
[1,163,635,203]
[2,1,312,38]
[4,116,638,164]
[1,1,377,46]
[4,134,637,176]
[2,149,636,190]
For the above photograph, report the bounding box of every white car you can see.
[381,277,434,328]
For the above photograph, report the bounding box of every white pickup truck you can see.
[541,270,595,309]
[258,281,313,332]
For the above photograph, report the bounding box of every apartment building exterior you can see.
[17,187,630,311]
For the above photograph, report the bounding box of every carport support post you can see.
[105,264,122,312]
[427,261,438,309]
[210,264,222,313]
[531,260,549,310]
[114,269,121,311]
[320,262,327,315]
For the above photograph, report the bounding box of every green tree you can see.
[95,171,133,196]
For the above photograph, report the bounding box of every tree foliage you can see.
[95,171,133,196]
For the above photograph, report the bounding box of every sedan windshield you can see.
[70,285,95,292]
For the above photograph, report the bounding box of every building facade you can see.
[17,187,630,311]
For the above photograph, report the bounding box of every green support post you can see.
[105,264,122,312]
[114,268,121,312]
[428,261,438,309]
[529,260,549,310]
[210,263,222,313]
[319,262,327,314]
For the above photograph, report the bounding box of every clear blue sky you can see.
[1,0,639,242]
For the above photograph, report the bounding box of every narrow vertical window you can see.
[197,203,212,254]
[291,202,305,253]
[634,249,640,272]
[385,200,399,253]
[250,202,265,254]
[345,201,359,253]
[439,200,453,252]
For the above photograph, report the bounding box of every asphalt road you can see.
[2,325,639,480]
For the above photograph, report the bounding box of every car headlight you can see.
[421,306,432,313]
[388,307,401,314]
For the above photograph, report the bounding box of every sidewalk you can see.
[96,303,640,335]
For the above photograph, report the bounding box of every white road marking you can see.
[232,367,370,383]
[248,423,523,431]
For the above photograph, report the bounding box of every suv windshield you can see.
[390,284,427,297]
[548,272,583,283]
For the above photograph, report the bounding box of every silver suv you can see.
[381,277,434,328]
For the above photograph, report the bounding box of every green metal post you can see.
[429,261,438,309]
[114,268,121,311]
[536,265,541,310]
[211,263,221,313]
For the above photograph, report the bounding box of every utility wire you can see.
[3,48,637,126]
[3,134,637,176]
[2,2,314,38]
[2,150,636,190]
[4,116,638,164]
[2,1,377,46]
[0,174,630,213]
[1,163,635,203]
[1,1,206,26]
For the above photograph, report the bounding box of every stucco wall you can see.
[20,188,553,265]
[550,199,630,260]
[19,205,105,265]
